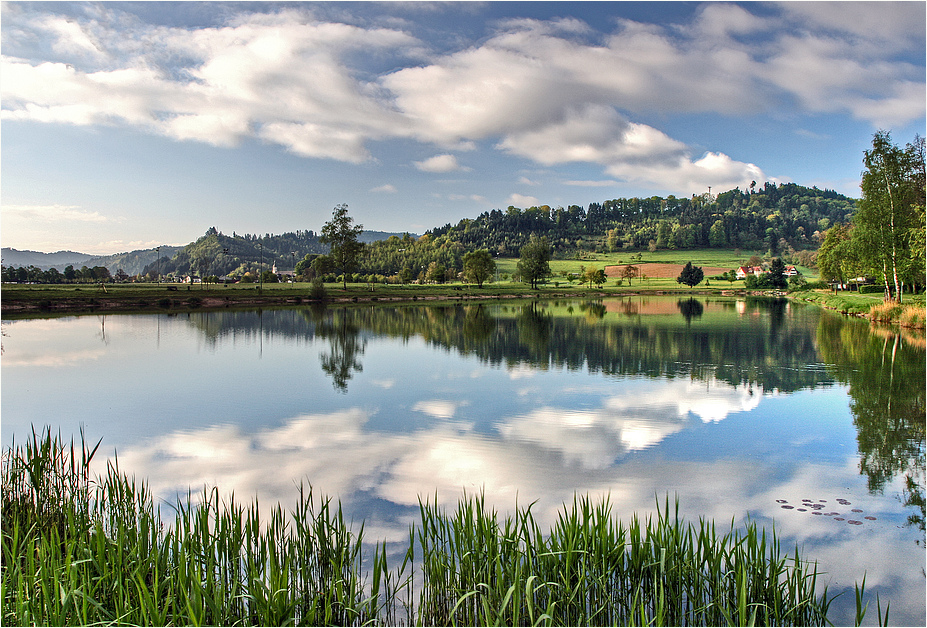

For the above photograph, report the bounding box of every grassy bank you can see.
[2,429,884,626]
[793,290,926,328]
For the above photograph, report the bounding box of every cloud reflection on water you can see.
[114,376,761,526]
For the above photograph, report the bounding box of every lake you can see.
[1,296,924,625]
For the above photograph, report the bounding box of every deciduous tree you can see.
[621,264,638,285]
[676,262,704,288]
[320,204,364,290]
[816,224,859,287]
[426,261,445,283]
[463,249,495,287]
[855,131,925,302]
[517,235,551,289]
[709,219,727,247]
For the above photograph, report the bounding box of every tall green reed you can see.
[2,429,379,626]
[411,492,835,626]
[3,428,879,626]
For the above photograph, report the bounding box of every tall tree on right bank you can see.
[855,131,925,302]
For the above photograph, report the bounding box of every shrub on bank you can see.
[868,301,927,328]
[868,301,905,323]
[898,305,927,328]
[789,280,829,292]
[309,277,327,301]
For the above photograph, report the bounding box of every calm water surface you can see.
[2,296,924,625]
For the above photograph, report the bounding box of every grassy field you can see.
[2,429,878,627]
[496,248,819,283]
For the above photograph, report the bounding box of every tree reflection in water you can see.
[677,298,704,324]
[818,315,926,533]
[312,306,366,393]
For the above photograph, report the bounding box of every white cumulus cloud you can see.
[1,2,922,192]
[506,193,540,208]
[413,154,470,173]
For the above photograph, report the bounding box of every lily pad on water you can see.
[774,497,880,528]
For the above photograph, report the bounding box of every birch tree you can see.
[856,132,925,302]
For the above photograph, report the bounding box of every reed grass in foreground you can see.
[2,429,885,626]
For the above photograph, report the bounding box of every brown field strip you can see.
[605,263,731,279]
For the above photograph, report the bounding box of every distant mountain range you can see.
[2,246,185,275]
[2,230,414,276]
[2,248,94,268]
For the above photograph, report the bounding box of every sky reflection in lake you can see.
[1,297,923,626]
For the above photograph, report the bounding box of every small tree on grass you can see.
[517,235,551,288]
[676,262,704,288]
[583,266,606,289]
[622,264,638,285]
[463,249,495,287]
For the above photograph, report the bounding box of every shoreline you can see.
[2,283,923,329]
[1,284,776,318]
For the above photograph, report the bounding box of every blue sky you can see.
[1,1,924,255]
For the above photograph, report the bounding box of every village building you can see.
[735,266,765,279]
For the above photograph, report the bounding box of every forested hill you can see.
[143,228,412,278]
[428,182,857,257]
